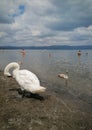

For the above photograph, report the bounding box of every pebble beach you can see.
[0,71,92,130]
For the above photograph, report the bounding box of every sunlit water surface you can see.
[0,49,92,104]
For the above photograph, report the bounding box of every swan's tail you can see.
[32,86,46,93]
[39,86,46,92]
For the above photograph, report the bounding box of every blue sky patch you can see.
[11,5,25,17]
[19,5,25,15]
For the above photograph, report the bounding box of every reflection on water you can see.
[0,49,92,103]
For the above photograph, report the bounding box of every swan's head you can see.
[4,62,20,77]
[4,72,12,77]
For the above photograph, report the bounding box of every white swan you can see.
[4,62,46,96]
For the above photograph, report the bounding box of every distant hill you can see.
[0,45,92,50]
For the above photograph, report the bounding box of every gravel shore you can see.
[0,71,92,130]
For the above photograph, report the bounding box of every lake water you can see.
[0,49,92,104]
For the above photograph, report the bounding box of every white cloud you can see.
[0,0,92,46]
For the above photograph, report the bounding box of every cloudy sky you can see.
[0,0,92,46]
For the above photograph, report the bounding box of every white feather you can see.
[4,62,46,94]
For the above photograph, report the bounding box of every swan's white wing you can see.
[4,62,46,93]
[15,70,40,91]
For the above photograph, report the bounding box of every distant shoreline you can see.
[0,45,92,50]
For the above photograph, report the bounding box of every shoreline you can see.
[0,71,92,130]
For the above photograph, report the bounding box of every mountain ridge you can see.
[0,45,92,50]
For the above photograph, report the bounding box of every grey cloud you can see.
[46,19,92,31]
[46,0,92,31]
[0,0,92,46]
[0,14,14,24]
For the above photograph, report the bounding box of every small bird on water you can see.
[58,73,68,79]
[58,71,69,86]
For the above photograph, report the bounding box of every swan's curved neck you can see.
[4,62,20,76]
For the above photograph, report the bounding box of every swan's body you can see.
[4,62,46,95]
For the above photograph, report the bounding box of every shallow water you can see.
[0,49,92,104]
